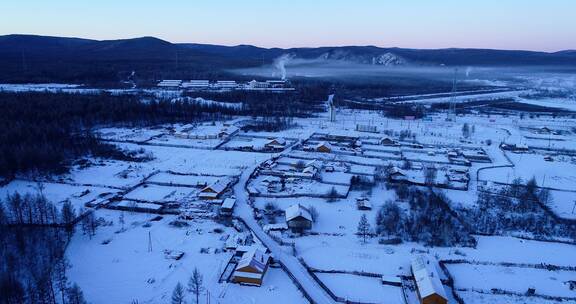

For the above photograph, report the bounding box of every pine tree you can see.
[188,268,204,304]
[357,214,371,244]
[171,282,186,304]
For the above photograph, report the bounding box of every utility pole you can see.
[148,231,153,252]
[572,201,576,214]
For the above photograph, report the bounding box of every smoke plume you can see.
[274,54,294,80]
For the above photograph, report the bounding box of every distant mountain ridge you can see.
[1,34,575,83]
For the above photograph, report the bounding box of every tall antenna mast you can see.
[447,68,458,121]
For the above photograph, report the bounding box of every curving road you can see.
[232,140,334,304]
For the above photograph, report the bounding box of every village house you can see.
[462,150,491,162]
[220,197,236,216]
[199,179,231,200]
[388,166,407,182]
[285,204,313,232]
[265,138,287,150]
[218,126,239,138]
[380,136,398,146]
[411,255,448,304]
[315,141,333,153]
[231,248,271,286]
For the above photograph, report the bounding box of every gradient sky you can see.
[1,0,575,51]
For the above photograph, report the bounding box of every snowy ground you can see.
[447,263,576,298]
[66,210,307,304]
[315,273,405,303]
[4,99,576,303]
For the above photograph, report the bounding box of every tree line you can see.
[0,91,250,178]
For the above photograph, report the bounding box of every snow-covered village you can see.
[2,2,576,304]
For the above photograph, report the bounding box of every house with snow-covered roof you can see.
[315,141,332,153]
[411,255,448,304]
[220,197,236,216]
[265,137,287,150]
[380,136,398,146]
[199,179,231,200]
[231,248,271,286]
[388,166,407,181]
[285,204,313,232]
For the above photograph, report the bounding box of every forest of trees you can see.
[375,188,475,247]
[0,90,312,178]
[465,177,576,240]
[375,178,576,248]
[184,84,329,117]
[0,189,98,304]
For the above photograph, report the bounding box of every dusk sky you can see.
[2,0,575,52]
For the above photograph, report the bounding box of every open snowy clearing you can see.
[447,263,576,298]
[66,210,307,304]
[315,272,405,303]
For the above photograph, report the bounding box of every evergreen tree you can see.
[171,282,186,304]
[357,214,371,244]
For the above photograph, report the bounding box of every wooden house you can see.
[285,204,313,232]
[265,138,286,149]
[388,167,407,182]
[231,248,271,286]
[411,255,448,304]
[199,179,231,200]
[315,141,332,153]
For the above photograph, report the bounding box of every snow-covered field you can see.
[66,210,306,304]
[479,152,576,191]
[447,263,576,298]
[315,273,405,303]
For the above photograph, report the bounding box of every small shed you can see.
[356,197,372,210]
[315,142,333,153]
[380,136,398,146]
[285,204,313,232]
[220,198,236,216]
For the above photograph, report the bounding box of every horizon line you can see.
[3,33,575,54]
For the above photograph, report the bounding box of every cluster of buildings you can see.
[174,124,239,140]
[157,79,294,92]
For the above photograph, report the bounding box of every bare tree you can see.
[308,205,319,222]
[119,211,125,231]
[54,257,70,304]
[61,200,76,226]
[188,268,204,304]
[81,210,97,239]
[67,283,87,304]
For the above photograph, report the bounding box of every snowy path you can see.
[232,140,335,304]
